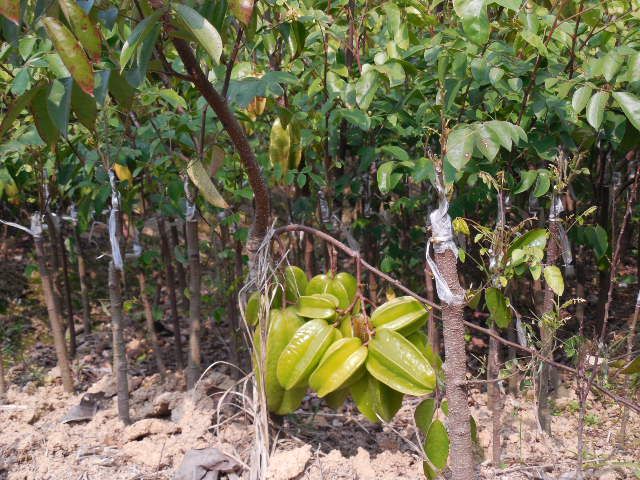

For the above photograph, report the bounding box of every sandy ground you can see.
[1,349,638,480]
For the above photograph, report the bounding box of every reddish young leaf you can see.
[58,0,102,61]
[41,17,94,96]
[229,0,254,25]
[0,0,20,25]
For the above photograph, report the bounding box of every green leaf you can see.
[58,0,102,61]
[108,70,135,108]
[158,88,187,110]
[485,287,512,329]
[30,84,59,147]
[0,86,39,140]
[336,108,370,131]
[120,10,164,71]
[355,68,379,110]
[484,121,513,152]
[533,170,550,197]
[474,123,500,161]
[507,228,548,256]
[543,265,564,296]
[572,86,592,114]
[377,161,399,194]
[445,126,475,170]
[414,398,436,435]
[379,145,409,162]
[520,30,547,56]
[601,51,623,82]
[41,17,94,96]
[173,3,223,65]
[612,92,640,132]
[620,356,640,375]
[513,170,537,194]
[453,0,489,45]
[71,81,97,131]
[47,77,73,136]
[424,419,449,470]
[0,0,20,25]
[491,0,522,9]
[586,91,609,129]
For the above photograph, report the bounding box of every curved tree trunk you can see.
[57,227,76,358]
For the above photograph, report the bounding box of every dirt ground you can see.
[1,335,638,480]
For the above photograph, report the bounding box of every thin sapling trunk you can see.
[185,180,202,389]
[138,271,166,380]
[33,214,74,393]
[158,216,184,369]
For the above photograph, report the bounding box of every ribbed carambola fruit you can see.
[370,296,429,336]
[305,272,357,309]
[296,294,339,320]
[276,319,339,390]
[269,118,290,174]
[309,337,367,397]
[366,329,435,396]
[254,308,305,414]
[351,374,403,422]
[288,122,302,170]
[254,308,306,415]
[284,265,307,303]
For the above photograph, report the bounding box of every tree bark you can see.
[434,250,475,480]
[73,226,91,336]
[138,271,166,380]
[109,260,130,424]
[185,214,202,389]
[170,222,189,311]
[487,330,502,465]
[57,227,76,357]
[34,231,74,392]
[425,263,438,352]
[0,346,6,403]
[537,219,560,434]
[158,216,184,369]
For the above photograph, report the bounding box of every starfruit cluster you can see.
[248,265,441,422]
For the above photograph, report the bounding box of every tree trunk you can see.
[304,232,315,278]
[158,217,184,369]
[487,330,502,465]
[109,260,130,424]
[435,250,475,480]
[34,231,74,393]
[170,222,189,311]
[0,347,6,403]
[425,263,438,352]
[185,214,202,389]
[138,271,166,380]
[617,289,639,447]
[537,219,560,434]
[73,226,91,336]
[57,227,76,357]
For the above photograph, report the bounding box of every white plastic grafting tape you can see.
[184,176,197,222]
[109,170,124,271]
[426,183,465,306]
[31,213,43,238]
